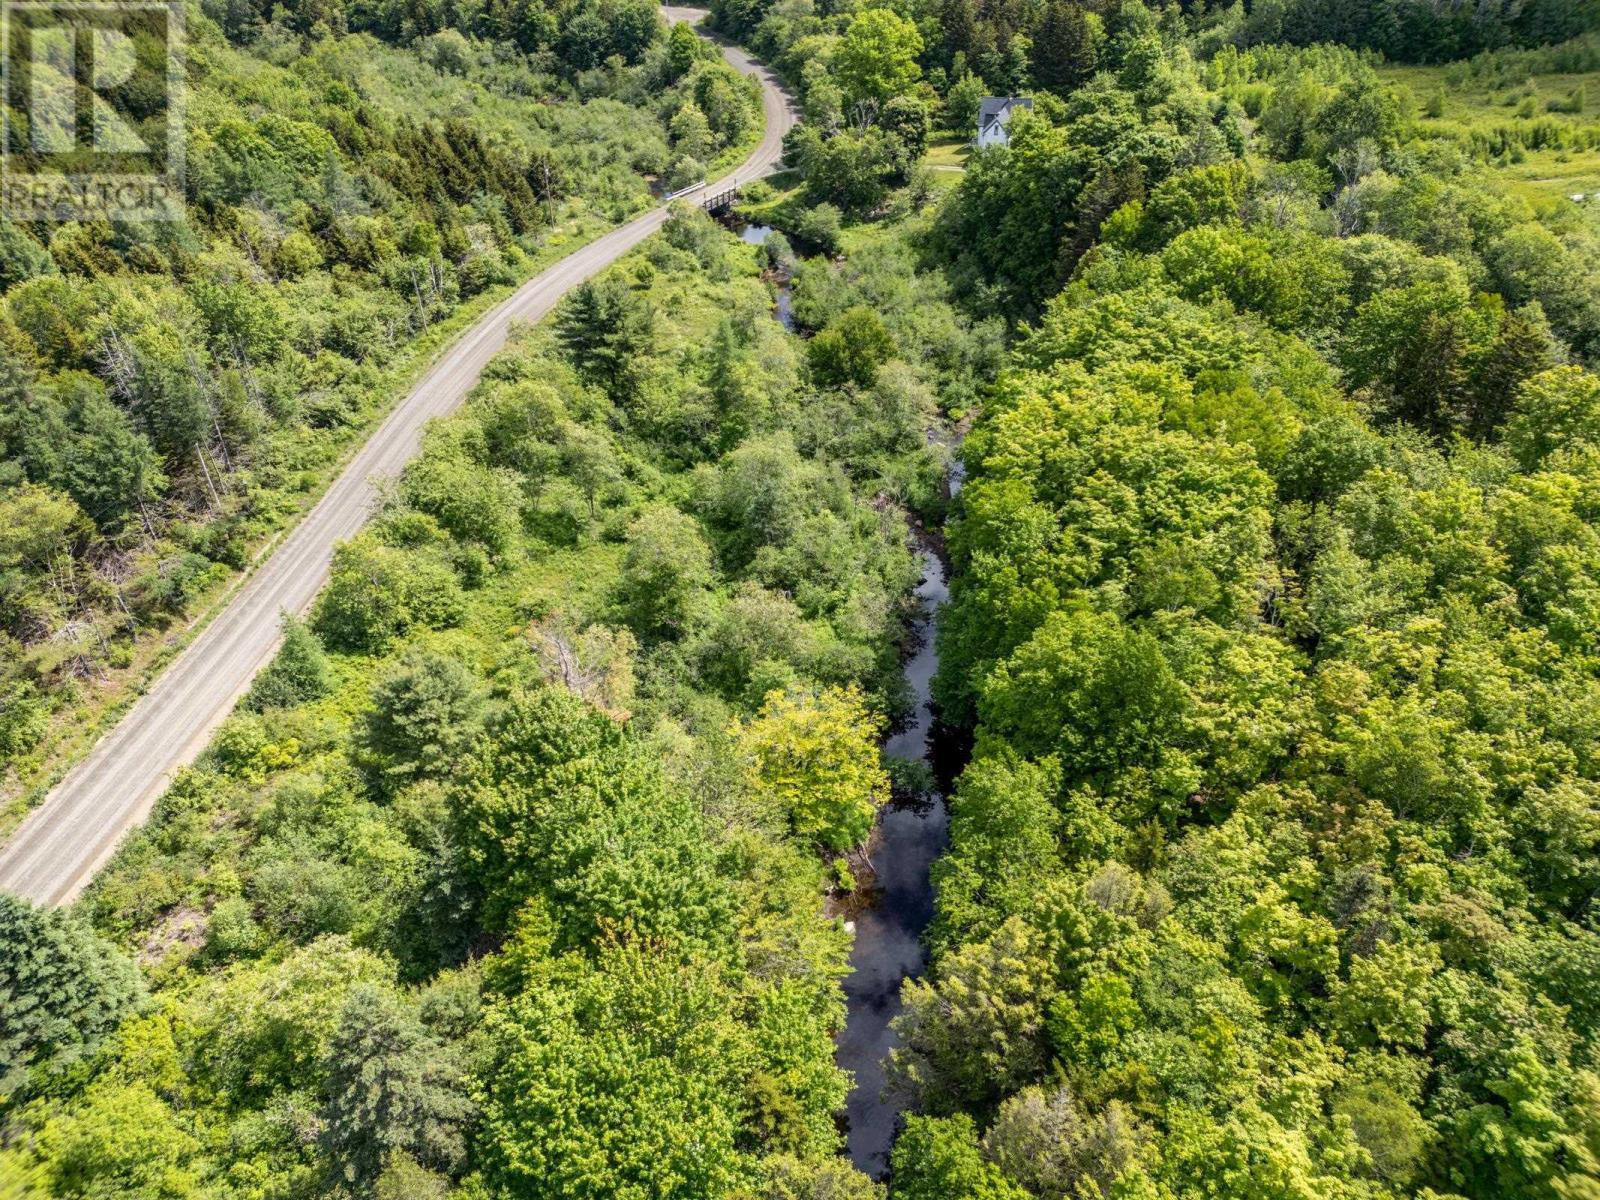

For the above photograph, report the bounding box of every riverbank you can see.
[723,210,974,1180]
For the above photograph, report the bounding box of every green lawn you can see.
[924,135,972,171]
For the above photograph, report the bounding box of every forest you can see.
[0,0,761,820]
[7,0,1600,1198]
[722,0,1600,1196]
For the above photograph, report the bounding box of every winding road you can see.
[0,8,795,907]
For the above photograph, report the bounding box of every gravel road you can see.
[0,8,794,906]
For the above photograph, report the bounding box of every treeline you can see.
[1442,31,1600,82]
[1233,0,1600,63]
[716,0,1600,117]
[213,0,660,70]
[874,7,1600,1200]
[0,7,760,791]
[0,203,994,1198]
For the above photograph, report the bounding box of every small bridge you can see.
[700,186,739,213]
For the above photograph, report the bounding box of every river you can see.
[835,546,951,1177]
[735,215,955,1176]
[736,221,796,330]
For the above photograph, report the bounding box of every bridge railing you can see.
[700,186,739,213]
[658,181,740,213]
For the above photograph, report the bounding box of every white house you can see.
[976,96,1033,148]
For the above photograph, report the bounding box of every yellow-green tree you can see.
[734,686,889,851]
[834,9,923,109]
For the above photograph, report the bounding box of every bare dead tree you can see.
[526,614,637,721]
[98,325,140,403]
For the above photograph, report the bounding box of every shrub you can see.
[790,204,842,256]
[314,536,465,652]
[245,615,334,711]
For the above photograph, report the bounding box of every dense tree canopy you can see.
[0,205,948,1199]
[889,14,1600,1197]
[9,4,1600,1198]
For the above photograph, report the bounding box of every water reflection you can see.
[836,548,951,1179]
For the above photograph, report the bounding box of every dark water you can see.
[836,549,951,1178]
[728,220,796,331]
[740,204,953,1171]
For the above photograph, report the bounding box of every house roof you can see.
[978,96,1033,126]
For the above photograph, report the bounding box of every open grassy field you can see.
[1381,61,1600,211]
[1490,146,1600,208]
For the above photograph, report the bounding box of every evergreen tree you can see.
[1470,304,1561,438]
[245,615,335,712]
[0,894,142,1095]
[58,384,165,533]
[554,277,656,395]
[320,986,473,1190]
[0,224,53,292]
[360,649,485,789]
[1030,0,1097,94]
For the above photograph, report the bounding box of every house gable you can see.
[976,96,1033,146]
